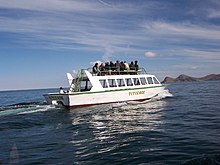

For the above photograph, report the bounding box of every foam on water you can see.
[154,89,173,99]
[182,154,220,165]
[0,104,52,117]
[18,105,52,115]
[111,102,128,108]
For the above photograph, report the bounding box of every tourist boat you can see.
[44,67,166,108]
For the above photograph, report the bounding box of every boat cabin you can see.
[69,68,161,93]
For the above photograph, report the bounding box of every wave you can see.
[0,101,52,117]
[18,105,52,115]
[0,101,47,110]
[182,154,220,165]
[154,89,173,99]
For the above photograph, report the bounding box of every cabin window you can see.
[117,79,125,87]
[80,80,92,91]
[153,77,160,84]
[133,78,141,86]
[147,77,153,84]
[140,77,147,85]
[99,79,108,88]
[125,78,133,86]
[108,79,117,87]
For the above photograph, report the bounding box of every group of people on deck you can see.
[92,60,140,75]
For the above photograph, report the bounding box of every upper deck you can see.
[70,68,162,92]
[89,67,147,76]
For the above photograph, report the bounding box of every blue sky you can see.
[0,0,220,91]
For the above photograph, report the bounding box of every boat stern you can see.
[43,93,69,107]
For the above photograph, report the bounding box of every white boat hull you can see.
[44,85,165,108]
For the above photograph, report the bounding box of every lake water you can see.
[0,81,220,165]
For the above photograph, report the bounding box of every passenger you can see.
[129,61,135,70]
[104,62,110,70]
[103,62,111,75]
[115,60,121,74]
[59,87,65,94]
[124,61,130,71]
[99,63,104,71]
[110,61,115,70]
[129,61,135,75]
[99,63,104,75]
[92,63,99,74]
[120,61,125,72]
[134,60,140,71]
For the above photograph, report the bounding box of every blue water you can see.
[0,81,220,165]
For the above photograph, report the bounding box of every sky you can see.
[0,0,220,91]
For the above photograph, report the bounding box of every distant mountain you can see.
[162,74,220,83]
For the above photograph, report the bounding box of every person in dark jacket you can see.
[134,60,139,71]
[129,61,135,70]
[92,63,99,74]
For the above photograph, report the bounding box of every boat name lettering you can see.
[129,91,145,96]
[49,96,63,100]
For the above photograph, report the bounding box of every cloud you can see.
[0,0,149,15]
[0,0,220,64]
[90,60,102,66]
[191,66,198,70]
[0,0,105,12]
[145,51,156,58]
[141,21,220,41]
[0,3,148,55]
[208,10,220,18]
[182,49,220,62]
[102,46,115,61]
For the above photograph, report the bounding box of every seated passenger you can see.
[59,87,65,94]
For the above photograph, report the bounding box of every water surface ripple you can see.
[0,81,220,164]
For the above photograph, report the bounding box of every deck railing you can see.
[71,68,148,92]
[87,67,147,76]
[72,69,84,92]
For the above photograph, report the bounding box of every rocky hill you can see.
[162,74,220,83]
